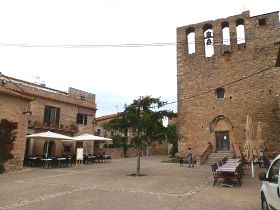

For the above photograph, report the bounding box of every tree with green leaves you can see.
[102,113,130,158]
[0,119,18,173]
[105,96,176,176]
[166,124,181,157]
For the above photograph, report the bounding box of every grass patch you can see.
[126,173,147,177]
[161,158,180,163]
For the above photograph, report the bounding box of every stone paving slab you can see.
[0,156,264,210]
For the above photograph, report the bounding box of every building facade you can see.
[1,74,97,166]
[177,11,280,154]
[95,113,120,138]
[0,85,32,171]
[96,113,168,156]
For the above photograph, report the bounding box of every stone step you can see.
[204,151,235,165]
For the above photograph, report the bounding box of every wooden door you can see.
[216,131,230,151]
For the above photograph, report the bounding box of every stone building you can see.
[0,74,96,166]
[95,113,120,138]
[95,113,168,156]
[0,85,32,171]
[177,11,280,156]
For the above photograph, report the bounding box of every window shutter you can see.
[55,108,60,125]
[44,106,49,123]
[84,115,87,125]
[76,114,79,124]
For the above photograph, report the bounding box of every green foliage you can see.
[112,135,129,158]
[124,96,174,147]
[0,119,18,173]
[165,124,181,157]
[102,113,130,158]
[104,96,178,175]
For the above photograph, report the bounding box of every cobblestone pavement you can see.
[0,156,265,210]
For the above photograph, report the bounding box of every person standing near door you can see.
[188,147,194,168]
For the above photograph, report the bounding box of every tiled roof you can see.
[5,81,96,110]
[96,113,120,122]
[0,86,33,101]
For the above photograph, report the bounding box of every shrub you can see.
[0,119,18,173]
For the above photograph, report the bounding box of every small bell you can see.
[205,31,213,46]
[206,38,212,45]
[205,31,212,39]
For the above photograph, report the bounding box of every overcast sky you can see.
[0,0,279,117]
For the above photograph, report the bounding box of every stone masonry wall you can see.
[177,11,280,154]
[0,94,30,171]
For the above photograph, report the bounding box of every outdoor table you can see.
[41,158,52,168]
[222,163,240,168]
[103,155,111,162]
[87,156,96,164]
[28,157,42,167]
[226,159,241,163]
[216,162,241,187]
[57,157,66,168]
[67,157,72,167]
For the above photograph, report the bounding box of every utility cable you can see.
[166,65,276,106]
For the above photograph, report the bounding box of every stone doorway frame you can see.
[209,115,235,152]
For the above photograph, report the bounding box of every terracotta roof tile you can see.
[0,86,33,101]
[5,82,96,110]
[96,113,121,122]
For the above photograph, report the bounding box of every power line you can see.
[0,34,278,48]
[0,42,177,48]
[166,65,275,106]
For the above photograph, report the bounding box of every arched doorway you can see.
[210,115,234,151]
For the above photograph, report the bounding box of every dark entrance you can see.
[216,131,230,151]
[43,141,56,157]
[75,141,83,153]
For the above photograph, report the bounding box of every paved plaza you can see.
[0,156,264,210]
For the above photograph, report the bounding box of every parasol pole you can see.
[45,140,49,158]
[251,160,254,178]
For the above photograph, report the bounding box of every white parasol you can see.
[26,131,73,158]
[243,115,259,177]
[73,134,112,155]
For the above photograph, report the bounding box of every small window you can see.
[215,88,225,99]
[258,18,266,26]
[80,96,85,100]
[76,114,87,125]
[96,129,101,136]
[44,105,60,126]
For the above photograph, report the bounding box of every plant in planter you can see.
[70,123,79,132]
[0,119,18,173]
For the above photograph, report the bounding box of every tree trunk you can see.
[136,146,141,176]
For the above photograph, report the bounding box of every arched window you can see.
[186,27,195,54]
[215,88,225,99]
[236,18,245,44]
[203,24,214,57]
[221,22,230,45]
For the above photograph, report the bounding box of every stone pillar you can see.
[213,24,222,56]
[195,27,205,57]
